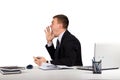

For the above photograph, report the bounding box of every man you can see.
[34,14,83,66]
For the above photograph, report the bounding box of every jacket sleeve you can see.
[45,44,55,60]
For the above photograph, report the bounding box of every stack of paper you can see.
[0,66,25,75]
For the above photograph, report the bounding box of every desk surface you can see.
[0,66,120,80]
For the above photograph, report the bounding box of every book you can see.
[0,66,25,70]
[0,66,25,75]
[0,69,21,75]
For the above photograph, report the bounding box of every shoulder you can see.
[64,30,79,40]
[62,30,81,44]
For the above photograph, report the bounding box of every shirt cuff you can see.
[47,42,53,47]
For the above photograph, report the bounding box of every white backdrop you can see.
[0,0,120,66]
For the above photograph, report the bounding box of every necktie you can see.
[55,39,60,59]
[56,39,60,48]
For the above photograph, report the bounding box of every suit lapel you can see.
[54,30,70,59]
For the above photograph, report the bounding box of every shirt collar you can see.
[57,30,66,43]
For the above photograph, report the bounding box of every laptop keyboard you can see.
[77,66,93,71]
[77,66,119,71]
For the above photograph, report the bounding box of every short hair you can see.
[53,14,69,29]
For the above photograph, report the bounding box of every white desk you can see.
[0,67,120,80]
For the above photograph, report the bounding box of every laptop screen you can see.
[94,43,120,69]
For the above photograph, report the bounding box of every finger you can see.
[44,26,50,34]
[35,60,42,66]
[34,61,40,66]
[33,57,40,61]
[44,29,46,33]
[34,58,37,61]
[44,29,48,35]
[36,56,41,59]
[46,26,51,32]
[33,56,36,59]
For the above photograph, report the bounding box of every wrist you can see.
[46,60,51,63]
[47,40,52,44]
[46,61,48,63]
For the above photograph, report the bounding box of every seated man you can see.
[33,14,83,66]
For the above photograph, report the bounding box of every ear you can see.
[58,23,63,29]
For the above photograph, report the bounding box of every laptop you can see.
[78,43,120,71]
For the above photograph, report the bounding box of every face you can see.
[50,18,60,37]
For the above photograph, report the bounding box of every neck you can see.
[57,29,66,36]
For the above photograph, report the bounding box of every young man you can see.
[34,14,83,66]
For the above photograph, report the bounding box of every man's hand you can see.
[33,56,47,66]
[44,26,55,43]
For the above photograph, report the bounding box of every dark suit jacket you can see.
[46,30,83,66]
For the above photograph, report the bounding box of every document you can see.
[39,63,74,70]
[39,63,59,70]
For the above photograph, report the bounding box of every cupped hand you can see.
[44,26,55,43]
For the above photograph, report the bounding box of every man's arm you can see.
[45,44,55,60]
[51,39,82,66]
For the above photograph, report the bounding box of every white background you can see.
[0,0,120,66]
